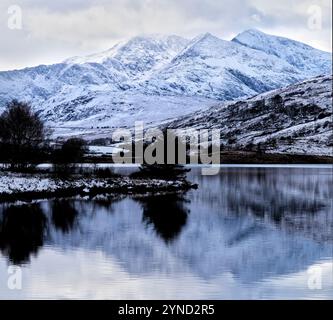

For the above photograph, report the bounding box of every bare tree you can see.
[0,100,48,169]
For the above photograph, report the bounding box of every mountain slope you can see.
[233,29,332,76]
[144,32,307,100]
[0,61,128,106]
[167,75,333,156]
[0,30,331,136]
[66,34,189,80]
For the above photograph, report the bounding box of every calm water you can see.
[0,166,332,300]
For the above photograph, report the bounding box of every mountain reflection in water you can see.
[0,166,332,299]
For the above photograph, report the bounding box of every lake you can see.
[0,165,332,300]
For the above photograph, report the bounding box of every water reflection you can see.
[137,194,189,243]
[51,200,78,234]
[190,167,333,241]
[0,204,47,265]
[0,166,332,299]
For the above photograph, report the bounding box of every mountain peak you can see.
[64,34,189,67]
[194,32,220,43]
[170,32,231,63]
[179,32,223,52]
[232,28,270,43]
[120,34,189,53]
[232,28,331,75]
[232,28,329,52]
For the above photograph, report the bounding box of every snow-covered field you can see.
[47,94,216,139]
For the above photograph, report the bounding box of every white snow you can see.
[168,75,333,156]
[0,30,331,139]
[0,172,191,197]
[233,29,332,76]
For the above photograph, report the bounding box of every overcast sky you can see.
[0,0,331,71]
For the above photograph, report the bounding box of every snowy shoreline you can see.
[0,173,196,202]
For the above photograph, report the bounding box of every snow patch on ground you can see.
[0,173,193,199]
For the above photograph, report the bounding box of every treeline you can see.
[0,100,87,171]
[0,100,189,180]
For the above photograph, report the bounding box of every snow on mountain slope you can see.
[0,61,128,108]
[233,29,332,76]
[0,30,331,137]
[167,75,333,156]
[66,34,189,80]
[144,33,307,100]
[39,92,215,137]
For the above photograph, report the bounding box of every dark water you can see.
[0,166,332,299]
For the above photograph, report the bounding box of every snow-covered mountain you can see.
[0,29,331,136]
[167,75,333,156]
[65,34,189,80]
[144,32,307,100]
[232,29,332,76]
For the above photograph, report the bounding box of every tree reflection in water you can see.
[0,204,47,265]
[136,194,189,243]
[51,200,78,234]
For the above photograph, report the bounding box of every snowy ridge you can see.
[233,29,332,76]
[167,75,333,156]
[0,29,331,136]
[144,32,305,100]
[65,34,189,80]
